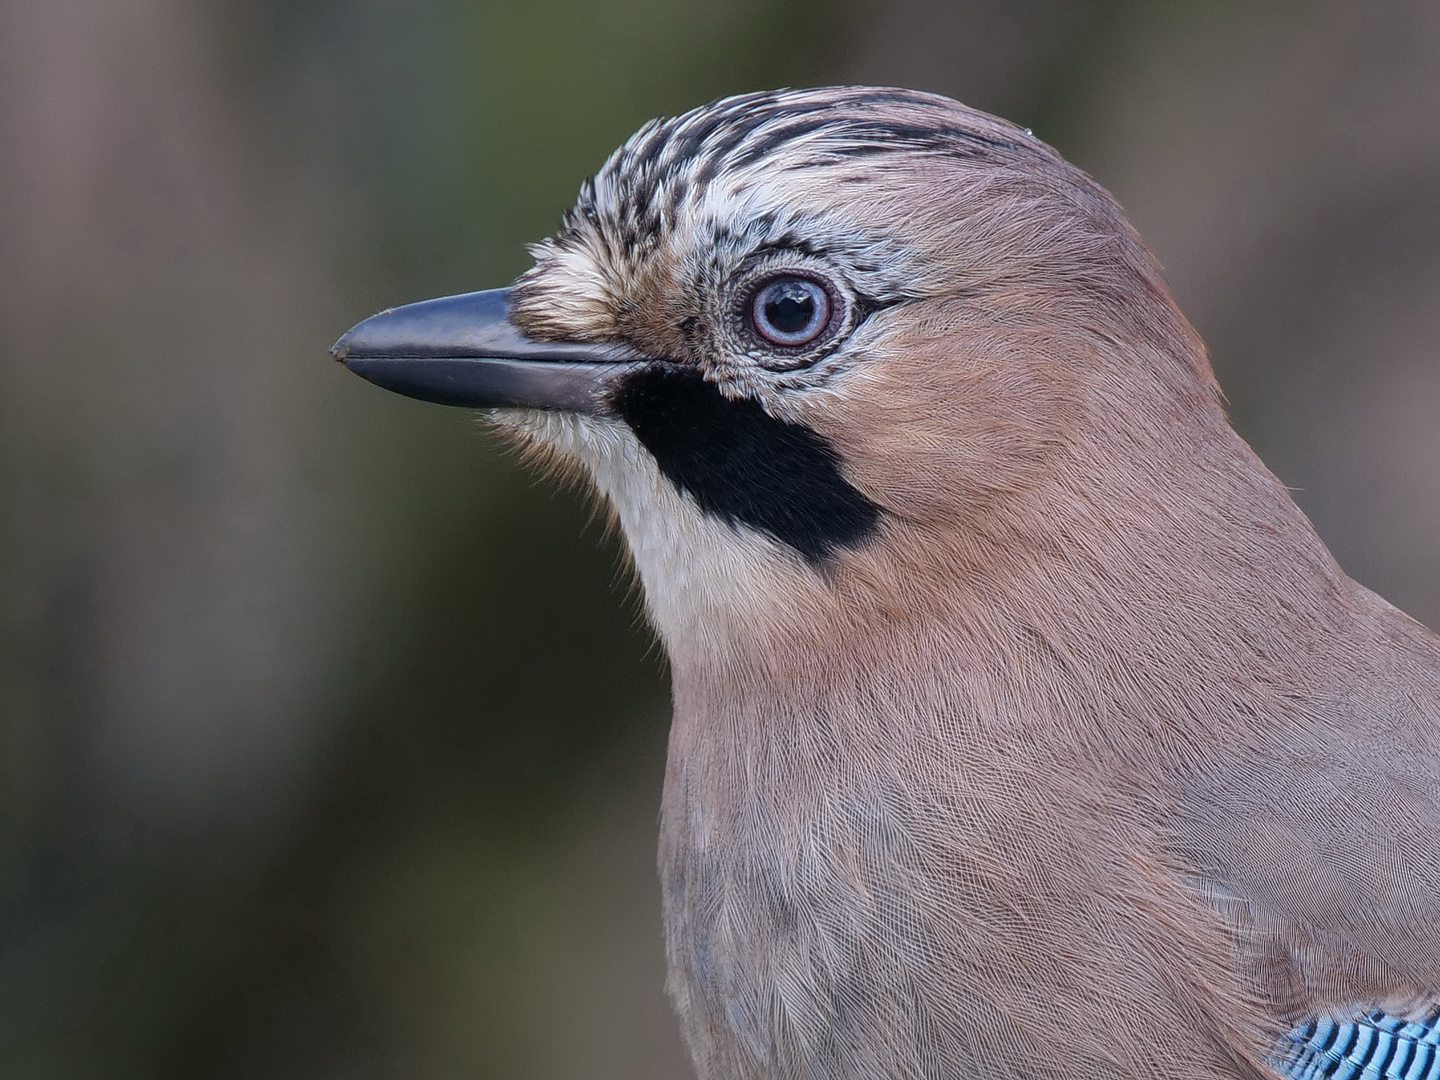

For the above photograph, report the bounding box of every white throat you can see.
[500,411,811,662]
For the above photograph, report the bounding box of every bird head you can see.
[333,88,1286,684]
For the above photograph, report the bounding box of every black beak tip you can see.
[330,312,389,364]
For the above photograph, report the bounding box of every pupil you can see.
[765,287,814,334]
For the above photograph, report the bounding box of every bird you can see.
[332,87,1440,1080]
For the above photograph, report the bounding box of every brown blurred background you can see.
[0,1,1437,1076]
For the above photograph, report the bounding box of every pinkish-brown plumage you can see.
[378,87,1440,1079]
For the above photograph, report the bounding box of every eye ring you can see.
[747,275,836,349]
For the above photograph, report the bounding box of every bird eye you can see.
[749,276,833,348]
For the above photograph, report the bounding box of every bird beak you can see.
[330,287,650,413]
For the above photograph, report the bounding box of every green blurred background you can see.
[1,0,1438,1076]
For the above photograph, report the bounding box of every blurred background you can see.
[1,0,1438,1075]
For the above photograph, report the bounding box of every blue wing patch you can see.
[1279,1010,1440,1079]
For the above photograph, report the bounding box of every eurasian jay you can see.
[332,88,1440,1080]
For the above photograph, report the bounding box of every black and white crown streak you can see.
[558,87,1035,257]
